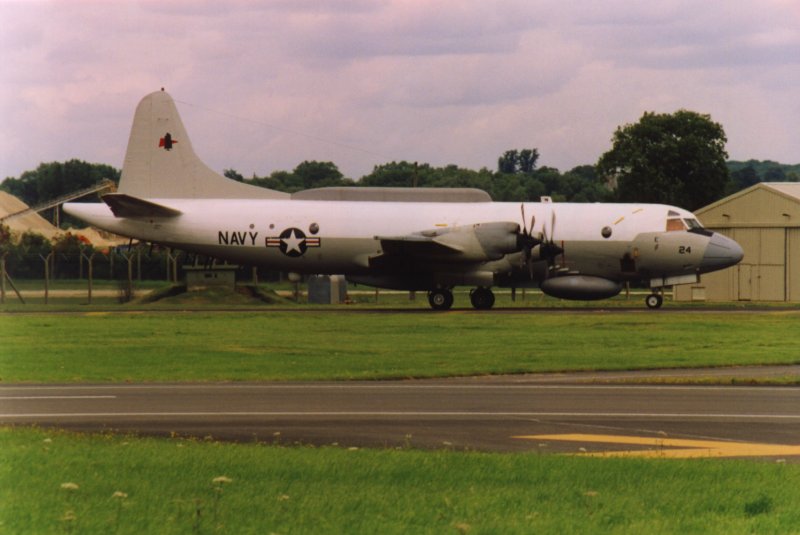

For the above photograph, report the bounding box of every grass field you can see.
[3,288,799,533]
[7,278,800,310]
[2,310,799,382]
[3,427,799,535]
[0,285,800,534]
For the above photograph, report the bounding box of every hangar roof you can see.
[761,182,800,200]
[695,182,800,228]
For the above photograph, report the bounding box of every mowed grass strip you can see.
[2,427,799,535]
[1,311,799,382]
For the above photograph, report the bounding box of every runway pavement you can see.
[2,371,799,459]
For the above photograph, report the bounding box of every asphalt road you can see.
[2,371,799,459]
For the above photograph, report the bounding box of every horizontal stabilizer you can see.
[102,194,182,218]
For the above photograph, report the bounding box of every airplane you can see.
[64,90,744,310]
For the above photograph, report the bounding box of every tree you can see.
[497,150,519,174]
[223,169,244,182]
[243,161,352,193]
[597,110,729,210]
[361,161,432,187]
[497,149,539,175]
[1,160,120,207]
[292,161,346,189]
[763,166,786,182]
[1,160,121,229]
[517,149,539,174]
[728,165,759,193]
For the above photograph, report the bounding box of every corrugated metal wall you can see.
[733,228,785,301]
[675,184,800,302]
[788,228,800,301]
[677,226,794,302]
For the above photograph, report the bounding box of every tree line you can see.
[4,110,800,230]
[225,153,610,203]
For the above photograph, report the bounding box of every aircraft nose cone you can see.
[700,232,744,272]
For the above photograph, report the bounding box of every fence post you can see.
[81,251,96,304]
[0,253,6,304]
[40,252,53,305]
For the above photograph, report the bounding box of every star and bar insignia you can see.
[266,228,320,257]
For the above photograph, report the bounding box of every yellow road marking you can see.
[514,434,800,459]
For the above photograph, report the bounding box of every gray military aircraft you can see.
[65,90,743,310]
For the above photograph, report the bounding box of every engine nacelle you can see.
[472,222,521,259]
[431,221,520,261]
[540,275,623,300]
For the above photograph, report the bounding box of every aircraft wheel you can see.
[428,289,454,311]
[469,287,495,310]
[645,294,663,309]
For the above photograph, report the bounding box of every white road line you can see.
[0,396,117,400]
[0,384,796,392]
[2,411,799,419]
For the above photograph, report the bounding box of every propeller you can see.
[518,204,540,278]
[516,203,565,279]
[540,208,564,276]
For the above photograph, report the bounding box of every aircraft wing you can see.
[375,234,466,257]
[102,194,182,218]
[371,234,466,269]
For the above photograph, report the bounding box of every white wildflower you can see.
[61,510,77,522]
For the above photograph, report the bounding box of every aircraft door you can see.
[738,264,752,300]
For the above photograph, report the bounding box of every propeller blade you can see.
[520,204,527,235]
[518,204,539,277]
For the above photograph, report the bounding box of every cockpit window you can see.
[666,217,703,231]
[666,218,684,231]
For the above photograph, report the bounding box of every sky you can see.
[2,0,799,182]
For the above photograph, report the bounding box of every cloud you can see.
[1,0,799,184]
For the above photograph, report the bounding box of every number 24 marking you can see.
[679,246,692,254]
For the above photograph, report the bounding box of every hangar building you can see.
[675,182,800,302]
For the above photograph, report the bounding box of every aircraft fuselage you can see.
[65,197,737,291]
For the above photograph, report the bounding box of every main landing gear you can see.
[645,293,664,309]
[427,289,454,311]
[427,287,496,310]
[469,287,495,310]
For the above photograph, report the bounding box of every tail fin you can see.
[118,90,288,200]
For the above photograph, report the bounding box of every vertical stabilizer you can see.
[118,90,288,199]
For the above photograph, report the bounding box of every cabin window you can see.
[666,218,684,231]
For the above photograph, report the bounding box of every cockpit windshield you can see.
[666,216,704,232]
